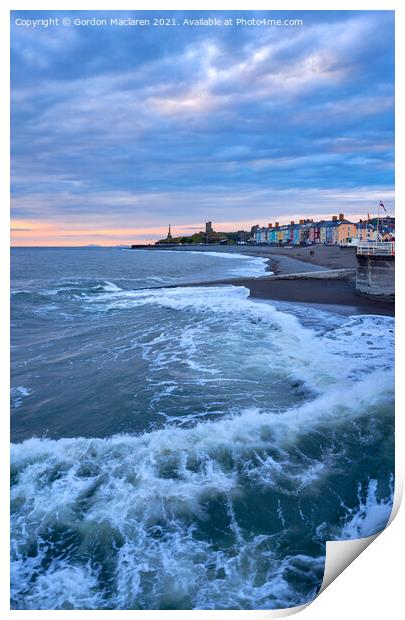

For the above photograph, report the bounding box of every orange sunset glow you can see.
[10,214,378,247]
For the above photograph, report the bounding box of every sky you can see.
[11,10,394,246]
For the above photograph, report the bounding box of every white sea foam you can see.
[338,478,394,539]
[102,281,122,292]
[192,251,270,276]
[11,386,32,409]
[157,250,270,278]
[11,282,394,610]
[14,563,106,610]
[190,251,260,260]
[82,286,394,394]
[41,279,123,296]
[11,363,393,609]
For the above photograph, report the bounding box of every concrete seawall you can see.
[355,255,395,301]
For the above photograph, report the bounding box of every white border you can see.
[2,1,403,618]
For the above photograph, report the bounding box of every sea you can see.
[10,247,395,610]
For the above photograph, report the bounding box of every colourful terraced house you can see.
[253,213,392,246]
[336,221,357,245]
[356,222,376,242]
[318,214,349,244]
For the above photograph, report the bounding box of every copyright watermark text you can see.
[14,15,304,29]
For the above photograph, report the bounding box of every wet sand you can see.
[133,245,394,316]
[144,245,356,273]
[244,244,358,271]
[145,243,357,272]
[225,276,395,317]
[194,248,394,316]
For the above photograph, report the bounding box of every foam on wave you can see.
[11,283,395,610]
[11,364,393,609]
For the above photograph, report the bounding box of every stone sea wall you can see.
[356,255,395,301]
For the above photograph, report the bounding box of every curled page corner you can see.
[255,532,384,619]
[314,476,402,602]
[388,478,403,525]
[255,489,402,620]
[318,533,379,595]
[316,482,400,599]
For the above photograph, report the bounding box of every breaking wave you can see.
[11,280,395,610]
[11,366,394,609]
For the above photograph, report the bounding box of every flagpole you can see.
[377,202,380,242]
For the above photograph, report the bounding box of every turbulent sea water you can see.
[10,247,394,610]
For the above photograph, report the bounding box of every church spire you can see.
[167,224,172,241]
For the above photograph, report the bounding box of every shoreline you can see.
[225,277,395,317]
[131,243,357,272]
[130,245,394,317]
[131,244,357,279]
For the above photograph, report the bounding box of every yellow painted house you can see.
[336,221,356,244]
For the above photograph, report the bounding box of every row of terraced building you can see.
[253,213,395,246]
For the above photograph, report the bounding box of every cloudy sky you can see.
[11,10,394,246]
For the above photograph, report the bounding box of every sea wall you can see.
[355,255,395,301]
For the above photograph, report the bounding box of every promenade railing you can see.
[357,241,395,256]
